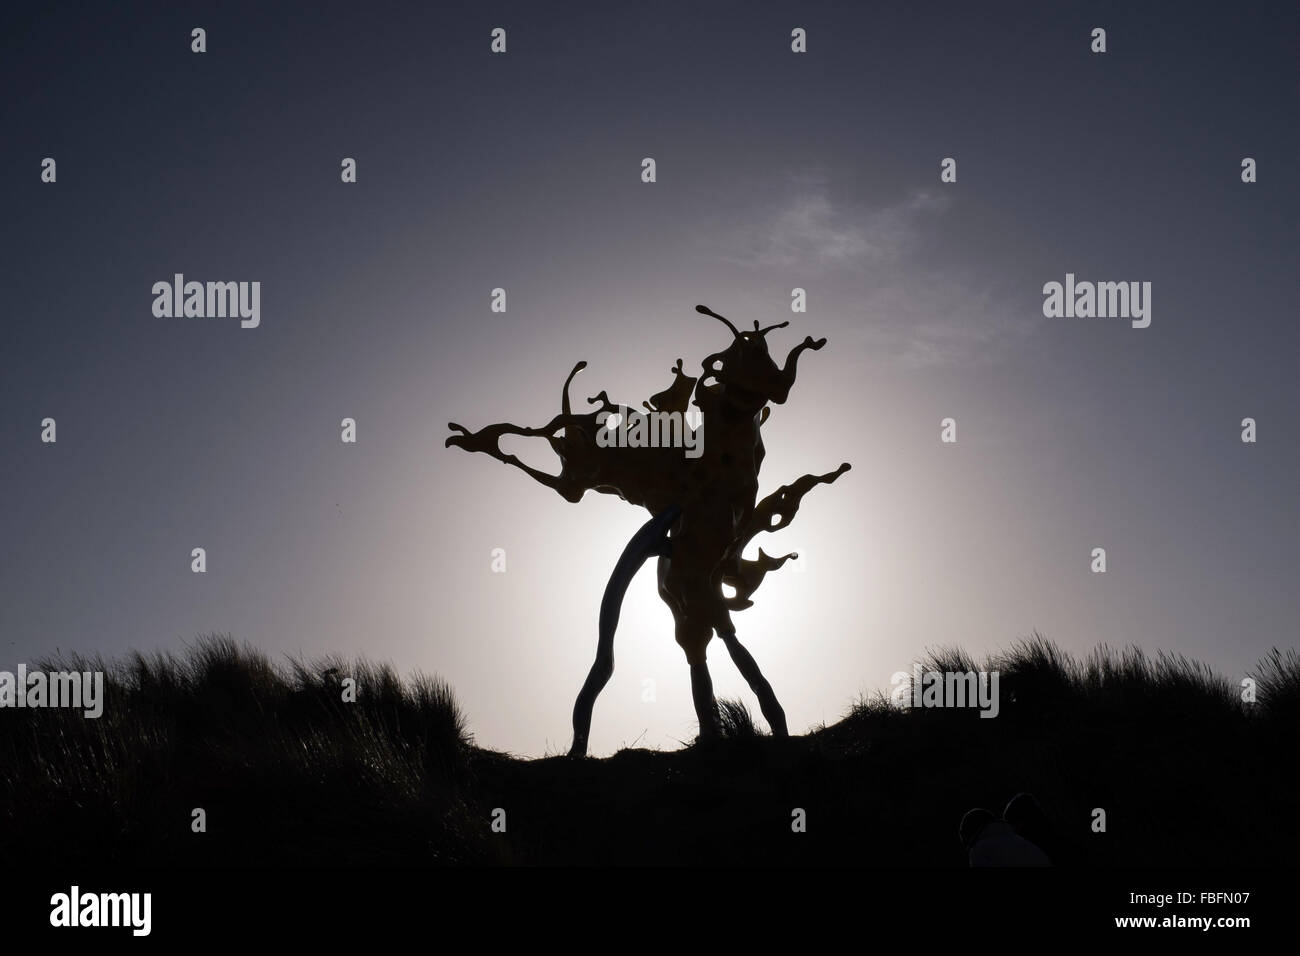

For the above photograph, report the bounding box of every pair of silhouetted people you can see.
[960,793,1058,866]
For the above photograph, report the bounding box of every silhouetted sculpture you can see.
[447,305,850,755]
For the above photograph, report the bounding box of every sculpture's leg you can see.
[689,657,721,743]
[719,629,788,737]
[568,504,681,757]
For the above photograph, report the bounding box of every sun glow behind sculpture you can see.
[445,304,851,754]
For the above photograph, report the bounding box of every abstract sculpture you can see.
[447,305,850,755]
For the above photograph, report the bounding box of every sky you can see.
[2,0,1298,756]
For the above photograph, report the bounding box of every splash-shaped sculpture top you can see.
[447,304,850,754]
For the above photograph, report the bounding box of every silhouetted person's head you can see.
[1004,792,1052,839]
[959,808,995,850]
[1003,792,1046,828]
[1003,792,1058,862]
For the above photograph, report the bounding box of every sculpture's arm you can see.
[768,335,828,404]
[720,548,798,610]
[446,416,585,500]
[741,461,851,541]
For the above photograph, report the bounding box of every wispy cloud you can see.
[851,273,1038,370]
[703,174,1036,368]
[712,178,949,274]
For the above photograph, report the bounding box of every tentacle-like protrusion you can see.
[741,462,851,543]
[644,358,697,415]
[721,548,797,610]
[446,416,586,500]
[561,361,587,417]
[695,303,741,338]
[768,335,828,404]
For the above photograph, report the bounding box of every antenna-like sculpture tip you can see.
[695,304,740,336]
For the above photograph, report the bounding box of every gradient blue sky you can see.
[3,0,1297,755]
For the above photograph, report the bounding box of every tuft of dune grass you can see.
[0,634,493,865]
[1250,646,1300,722]
[715,697,760,739]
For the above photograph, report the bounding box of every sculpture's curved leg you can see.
[568,504,681,757]
[719,629,788,737]
[690,659,721,743]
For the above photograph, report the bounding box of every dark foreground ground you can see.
[2,635,1296,866]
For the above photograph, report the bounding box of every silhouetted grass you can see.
[715,697,760,739]
[826,633,1297,866]
[1250,646,1300,722]
[1,632,1295,866]
[0,635,497,865]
